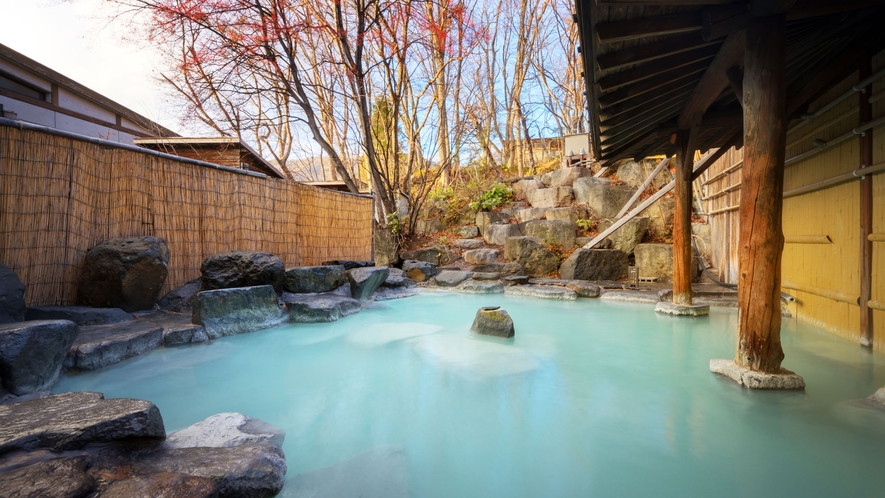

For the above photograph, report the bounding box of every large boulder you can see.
[200,251,285,293]
[633,243,699,283]
[382,268,417,289]
[524,219,576,248]
[597,217,649,254]
[0,320,78,395]
[402,260,436,283]
[614,159,669,189]
[346,267,390,300]
[483,223,526,246]
[526,187,573,208]
[476,211,505,234]
[0,391,165,454]
[470,307,514,338]
[0,456,96,497]
[472,263,525,277]
[374,227,399,267]
[0,264,26,324]
[285,265,346,293]
[25,306,133,326]
[545,206,591,224]
[463,249,500,265]
[415,219,445,234]
[157,278,202,312]
[457,225,480,238]
[560,249,629,281]
[573,178,635,219]
[399,245,453,266]
[134,442,286,498]
[281,293,362,322]
[65,320,164,371]
[514,207,548,223]
[432,270,470,287]
[640,197,675,235]
[547,167,593,187]
[99,473,216,498]
[77,236,170,312]
[165,412,285,449]
[192,285,287,339]
[512,179,543,200]
[503,237,560,277]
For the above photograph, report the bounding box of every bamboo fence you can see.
[0,124,373,306]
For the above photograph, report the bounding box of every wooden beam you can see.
[859,53,874,348]
[599,72,701,109]
[677,29,746,130]
[725,66,744,107]
[597,46,718,92]
[750,0,798,16]
[672,126,697,306]
[789,0,885,20]
[600,87,694,127]
[597,12,702,43]
[691,131,742,181]
[600,100,687,147]
[735,14,788,373]
[786,27,885,119]
[616,156,672,219]
[596,32,716,72]
[702,12,752,42]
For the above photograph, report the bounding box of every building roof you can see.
[575,0,885,164]
[0,42,178,138]
[134,137,288,179]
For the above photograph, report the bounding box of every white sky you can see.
[0,0,182,133]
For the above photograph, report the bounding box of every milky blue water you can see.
[55,292,885,497]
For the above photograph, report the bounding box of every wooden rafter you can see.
[677,29,745,130]
[596,32,717,72]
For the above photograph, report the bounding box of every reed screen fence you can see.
[0,124,373,306]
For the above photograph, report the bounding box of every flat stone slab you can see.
[455,280,504,294]
[134,442,286,498]
[25,306,134,326]
[136,311,208,346]
[0,456,95,497]
[373,287,419,301]
[504,285,577,300]
[527,279,601,298]
[165,412,285,449]
[432,270,470,287]
[0,391,165,454]
[655,301,710,316]
[66,320,164,371]
[281,293,362,322]
[709,359,806,390]
[599,290,659,304]
[456,239,484,250]
[469,271,500,281]
[98,472,217,498]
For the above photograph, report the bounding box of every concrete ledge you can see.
[710,359,805,390]
[655,301,710,316]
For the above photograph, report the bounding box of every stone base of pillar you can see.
[867,387,885,410]
[654,301,710,316]
[709,359,805,390]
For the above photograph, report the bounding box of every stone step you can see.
[135,311,208,346]
[281,293,362,322]
[0,391,165,454]
[504,285,577,300]
[25,306,134,326]
[65,321,164,371]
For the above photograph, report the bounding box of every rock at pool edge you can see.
[470,307,515,338]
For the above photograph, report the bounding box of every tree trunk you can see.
[734,15,787,373]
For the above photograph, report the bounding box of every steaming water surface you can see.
[55,292,885,497]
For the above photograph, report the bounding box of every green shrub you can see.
[469,183,513,211]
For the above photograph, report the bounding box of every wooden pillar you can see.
[734,14,787,373]
[673,127,697,306]
[859,54,874,348]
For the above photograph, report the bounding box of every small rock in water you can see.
[470,306,515,338]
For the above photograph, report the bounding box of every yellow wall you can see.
[702,49,885,351]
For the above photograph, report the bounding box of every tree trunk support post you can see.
[859,53,874,348]
[672,127,697,306]
[734,14,788,373]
